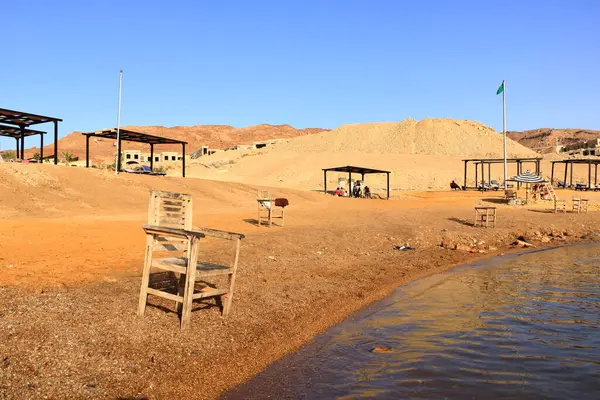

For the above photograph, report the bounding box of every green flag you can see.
[496,81,504,95]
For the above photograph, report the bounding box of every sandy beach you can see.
[1,164,600,399]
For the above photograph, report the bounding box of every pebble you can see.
[371,346,394,353]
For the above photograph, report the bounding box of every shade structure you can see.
[506,171,547,204]
[507,171,547,184]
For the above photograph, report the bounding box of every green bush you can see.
[1,151,16,161]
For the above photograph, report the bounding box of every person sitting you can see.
[335,187,341,196]
[364,186,372,198]
[352,184,361,198]
[450,180,461,190]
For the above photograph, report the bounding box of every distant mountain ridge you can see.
[21,123,329,162]
[507,128,600,154]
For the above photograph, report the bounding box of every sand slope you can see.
[186,118,539,190]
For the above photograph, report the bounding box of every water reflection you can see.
[224,245,600,400]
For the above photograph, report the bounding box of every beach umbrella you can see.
[506,171,547,203]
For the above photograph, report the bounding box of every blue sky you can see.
[2,0,599,149]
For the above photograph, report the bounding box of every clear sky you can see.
[2,0,599,149]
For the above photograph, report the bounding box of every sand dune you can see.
[186,118,539,190]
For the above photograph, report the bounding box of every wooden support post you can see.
[475,163,478,189]
[481,162,484,186]
[39,133,44,163]
[20,128,25,159]
[182,143,186,177]
[551,162,555,184]
[14,138,19,160]
[570,161,574,187]
[85,135,90,168]
[53,120,58,165]
[463,160,468,190]
[588,159,592,189]
[386,172,390,200]
[487,163,491,185]
[595,164,598,185]
[348,171,352,197]
[323,170,327,194]
[150,144,154,170]
[564,162,568,188]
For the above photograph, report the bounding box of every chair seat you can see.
[154,257,233,277]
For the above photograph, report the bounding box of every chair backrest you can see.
[147,190,193,253]
[257,190,270,200]
[148,190,193,230]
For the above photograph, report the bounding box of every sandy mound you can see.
[277,118,537,157]
[186,118,539,190]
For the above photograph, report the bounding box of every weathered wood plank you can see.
[192,288,228,300]
[146,288,184,303]
[192,226,245,241]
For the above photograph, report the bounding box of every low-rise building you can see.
[122,149,183,165]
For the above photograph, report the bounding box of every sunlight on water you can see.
[224,245,600,400]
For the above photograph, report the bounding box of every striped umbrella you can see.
[507,170,547,183]
[506,171,547,203]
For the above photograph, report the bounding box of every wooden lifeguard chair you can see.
[138,190,244,329]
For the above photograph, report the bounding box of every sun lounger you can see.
[490,180,500,191]
[141,165,166,176]
[557,180,566,188]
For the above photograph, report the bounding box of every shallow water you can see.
[224,245,600,399]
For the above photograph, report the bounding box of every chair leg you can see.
[138,235,154,316]
[181,238,200,330]
[281,208,285,227]
[223,238,241,317]
[177,273,186,316]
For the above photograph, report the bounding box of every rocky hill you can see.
[507,128,600,154]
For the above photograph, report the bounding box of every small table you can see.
[257,199,274,227]
[474,206,497,228]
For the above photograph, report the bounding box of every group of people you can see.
[335,182,372,198]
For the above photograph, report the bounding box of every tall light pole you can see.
[115,70,123,175]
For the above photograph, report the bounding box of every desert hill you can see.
[19,124,328,163]
[186,118,540,191]
[508,128,600,154]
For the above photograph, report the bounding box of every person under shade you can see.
[364,186,372,198]
[450,180,462,190]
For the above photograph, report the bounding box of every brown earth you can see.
[1,164,600,399]
[508,128,600,154]
[17,124,328,163]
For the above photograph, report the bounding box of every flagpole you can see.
[115,70,123,176]
[502,79,507,188]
